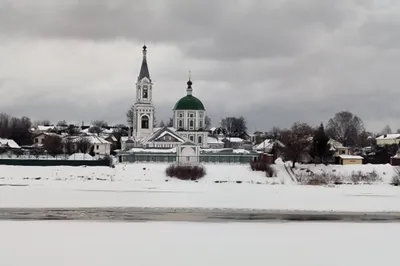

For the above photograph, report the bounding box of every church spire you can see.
[187,70,193,96]
[138,44,150,81]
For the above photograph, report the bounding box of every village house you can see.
[376,134,400,146]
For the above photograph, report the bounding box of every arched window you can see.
[190,120,194,127]
[141,115,149,129]
[178,120,183,128]
[198,136,202,144]
[143,87,148,99]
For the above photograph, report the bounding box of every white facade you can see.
[174,110,206,131]
[134,46,155,141]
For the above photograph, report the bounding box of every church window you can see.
[190,113,194,118]
[143,87,148,99]
[179,113,183,118]
[198,136,202,144]
[190,120,194,127]
[189,135,194,142]
[141,115,149,129]
[178,120,183,128]
[199,121,203,128]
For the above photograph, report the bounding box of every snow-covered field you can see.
[1,221,398,266]
[1,163,400,211]
[294,163,396,184]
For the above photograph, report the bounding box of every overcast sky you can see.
[0,0,399,133]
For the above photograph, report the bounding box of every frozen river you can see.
[2,207,400,222]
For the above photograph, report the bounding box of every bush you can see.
[297,170,340,186]
[250,161,276,177]
[391,175,400,186]
[265,164,276,178]
[350,170,381,184]
[391,168,400,186]
[165,164,206,181]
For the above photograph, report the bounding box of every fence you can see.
[0,152,110,167]
[119,153,258,164]
[0,153,99,160]
[0,159,110,167]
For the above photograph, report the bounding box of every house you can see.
[391,149,400,166]
[121,136,135,151]
[376,134,400,146]
[85,136,111,155]
[337,154,363,165]
[0,138,21,149]
[64,135,111,155]
[32,132,62,146]
[142,127,186,148]
[328,139,349,156]
[253,139,285,153]
[206,136,224,149]
[222,137,246,149]
[250,131,266,144]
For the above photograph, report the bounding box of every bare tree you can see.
[221,116,248,139]
[77,137,92,154]
[281,122,314,168]
[205,116,212,129]
[63,137,75,155]
[92,120,108,128]
[356,130,374,148]
[66,124,79,136]
[43,135,63,156]
[159,120,165,127]
[0,114,33,145]
[381,125,392,135]
[326,111,365,147]
[167,118,174,127]
[126,105,135,128]
[34,119,52,126]
[89,120,108,135]
[57,120,68,127]
[268,126,281,140]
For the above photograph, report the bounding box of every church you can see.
[125,45,210,150]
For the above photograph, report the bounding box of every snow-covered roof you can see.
[154,130,185,142]
[201,148,255,154]
[254,139,285,151]
[376,134,400,140]
[153,127,177,132]
[86,136,111,144]
[128,147,176,153]
[37,125,56,131]
[207,136,224,144]
[339,155,363,159]
[0,138,20,149]
[223,137,245,143]
[63,135,110,145]
[328,139,345,149]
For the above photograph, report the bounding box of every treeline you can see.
[0,113,32,145]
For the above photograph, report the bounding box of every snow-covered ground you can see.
[0,163,291,185]
[294,163,396,184]
[1,163,400,211]
[1,221,399,266]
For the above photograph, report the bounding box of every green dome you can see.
[173,95,205,111]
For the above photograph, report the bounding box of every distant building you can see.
[0,138,21,149]
[376,134,400,146]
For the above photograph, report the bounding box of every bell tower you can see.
[134,45,155,140]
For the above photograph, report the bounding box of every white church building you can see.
[123,45,209,151]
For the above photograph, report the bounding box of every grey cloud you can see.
[1,0,400,133]
[0,0,356,60]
